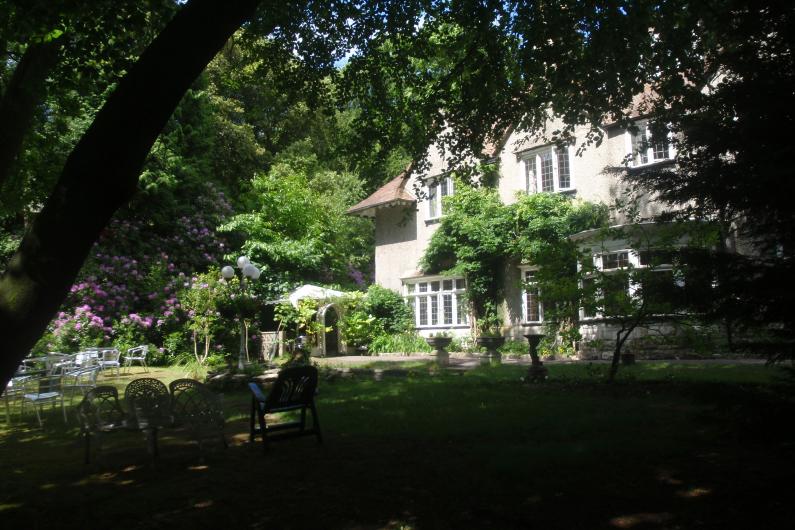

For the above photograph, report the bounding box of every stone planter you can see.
[476,336,505,365]
[426,336,453,366]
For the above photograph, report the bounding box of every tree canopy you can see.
[1,0,792,387]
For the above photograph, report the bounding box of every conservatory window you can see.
[581,248,685,319]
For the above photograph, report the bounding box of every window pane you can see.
[639,250,674,267]
[456,295,467,324]
[526,289,540,321]
[440,178,450,197]
[631,130,648,165]
[419,297,428,325]
[431,295,439,325]
[557,148,571,189]
[443,279,453,291]
[640,270,682,313]
[582,278,596,317]
[603,274,630,315]
[652,137,668,161]
[418,283,427,293]
[430,281,440,292]
[456,279,465,290]
[443,294,453,324]
[524,158,535,193]
[603,252,629,270]
[540,151,554,192]
[428,184,438,218]
[406,284,415,294]
[524,270,541,321]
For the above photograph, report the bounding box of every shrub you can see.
[362,284,414,334]
[499,339,528,357]
[369,332,431,354]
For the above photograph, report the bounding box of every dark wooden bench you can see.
[249,365,322,451]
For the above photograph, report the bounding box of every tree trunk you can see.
[608,325,633,382]
[0,0,263,390]
[0,38,62,192]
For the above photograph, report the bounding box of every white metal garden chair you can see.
[97,348,121,376]
[21,375,66,426]
[2,375,27,424]
[124,345,149,373]
[62,366,101,406]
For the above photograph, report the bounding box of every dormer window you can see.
[427,175,454,220]
[627,121,675,166]
[522,145,574,194]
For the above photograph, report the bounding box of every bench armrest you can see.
[248,382,268,403]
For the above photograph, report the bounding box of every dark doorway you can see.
[324,306,340,356]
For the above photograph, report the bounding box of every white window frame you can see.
[521,144,575,194]
[625,120,676,167]
[579,248,678,320]
[426,175,454,220]
[404,276,468,328]
[520,266,544,323]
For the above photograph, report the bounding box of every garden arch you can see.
[317,303,342,356]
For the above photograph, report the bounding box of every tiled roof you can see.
[346,169,416,217]
[481,123,515,158]
[603,84,660,126]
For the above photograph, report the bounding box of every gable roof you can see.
[347,125,515,219]
[346,169,416,218]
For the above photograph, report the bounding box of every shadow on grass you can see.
[1,364,793,529]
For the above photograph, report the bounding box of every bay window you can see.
[405,277,467,328]
[581,248,686,318]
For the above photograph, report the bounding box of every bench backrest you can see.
[266,366,318,410]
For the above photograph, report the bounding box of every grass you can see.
[1,362,793,529]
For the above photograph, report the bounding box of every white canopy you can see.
[275,284,346,307]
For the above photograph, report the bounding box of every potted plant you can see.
[475,308,505,364]
[425,331,453,366]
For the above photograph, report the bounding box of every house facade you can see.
[347,114,679,353]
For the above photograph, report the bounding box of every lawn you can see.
[1,362,793,529]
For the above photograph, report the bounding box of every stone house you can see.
[347,113,683,355]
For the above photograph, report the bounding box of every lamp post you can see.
[221,256,261,370]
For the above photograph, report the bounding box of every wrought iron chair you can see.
[124,378,171,457]
[124,345,149,374]
[97,348,121,376]
[169,379,227,453]
[77,386,131,463]
[249,365,322,452]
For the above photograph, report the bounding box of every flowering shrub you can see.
[35,182,236,362]
[49,305,109,352]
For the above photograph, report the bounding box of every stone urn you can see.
[426,336,453,366]
[524,333,548,382]
[476,336,505,365]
